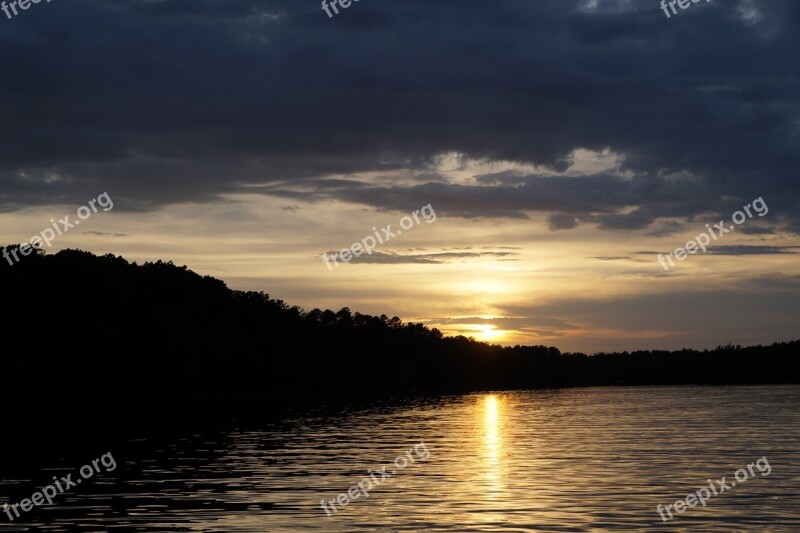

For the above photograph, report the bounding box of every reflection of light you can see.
[486,396,500,462]
[483,395,502,486]
[485,395,498,430]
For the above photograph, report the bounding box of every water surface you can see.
[1,386,799,531]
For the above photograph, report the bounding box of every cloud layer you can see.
[1,0,798,234]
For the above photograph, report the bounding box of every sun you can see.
[471,324,507,343]
[435,319,510,343]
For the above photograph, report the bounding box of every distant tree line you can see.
[1,246,798,405]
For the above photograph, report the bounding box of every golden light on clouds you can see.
[2,178,799,354]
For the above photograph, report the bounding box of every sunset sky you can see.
[1,0,798,352]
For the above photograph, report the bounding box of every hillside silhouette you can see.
[2,245,798,405]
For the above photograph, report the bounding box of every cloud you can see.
[430,315,576,330]
[636,245,799,256]
[0,0,796,236]
[84,231,129,237]
[707,245,800,255]
[549,213,579,230]
[323,249,520,265]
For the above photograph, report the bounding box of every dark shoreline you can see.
[3,247,798,408]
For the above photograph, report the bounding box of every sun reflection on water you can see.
[482,394,504,494]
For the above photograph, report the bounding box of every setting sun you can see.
[472,324,507,343]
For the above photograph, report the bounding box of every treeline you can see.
[1,246,798,404]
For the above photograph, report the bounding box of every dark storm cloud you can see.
[645,220,686,237]
[548,213,579,230]
[1,0,798,231]
[261,172,779,230]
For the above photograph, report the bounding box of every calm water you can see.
[2,386,799,531]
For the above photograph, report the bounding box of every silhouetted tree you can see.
[1,246,797,405]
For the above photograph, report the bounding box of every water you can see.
[2,386,799,531]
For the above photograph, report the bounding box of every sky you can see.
[1,0,799,352]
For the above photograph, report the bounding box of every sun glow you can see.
[471,324,507,342]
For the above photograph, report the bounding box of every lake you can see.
[1,385,799,531]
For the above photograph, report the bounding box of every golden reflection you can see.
[482,394,504,493]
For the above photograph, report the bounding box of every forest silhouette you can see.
[2,245,798,405]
